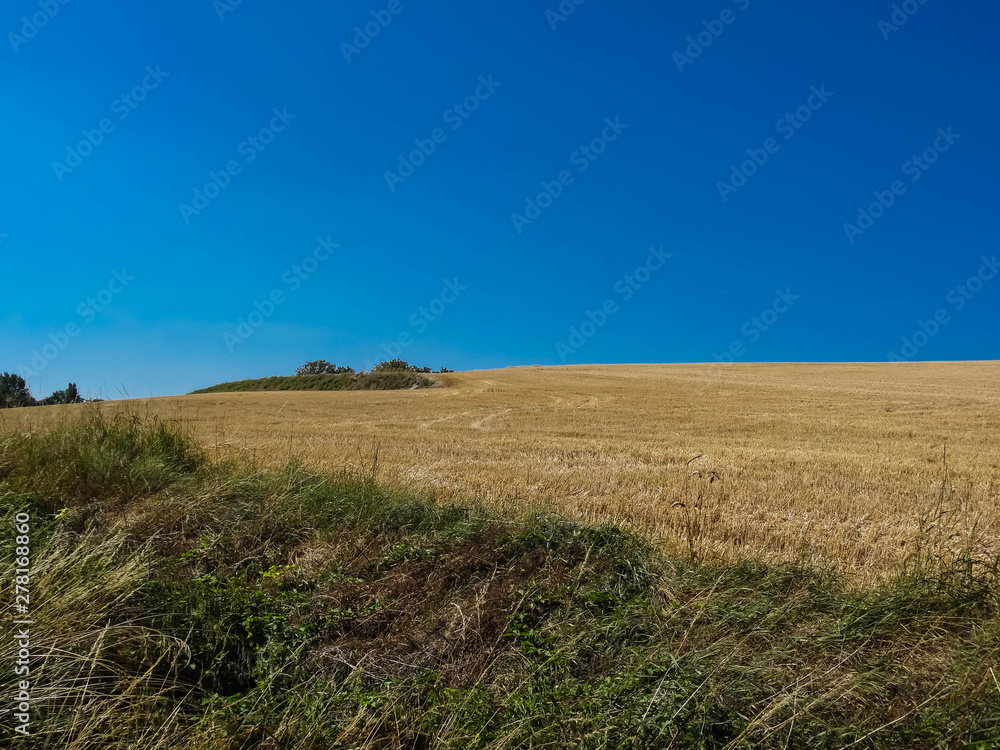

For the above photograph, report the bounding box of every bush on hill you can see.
[295,360,355,376]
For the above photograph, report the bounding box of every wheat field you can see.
[6,362,999,578]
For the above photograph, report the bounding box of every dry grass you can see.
[6,362,999,578]
[3,400,1000,747]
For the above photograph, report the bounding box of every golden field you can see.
[5,362,999,579]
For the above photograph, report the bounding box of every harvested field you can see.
[6,362,999,578]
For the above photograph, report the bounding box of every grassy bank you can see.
[190,372,437,395]
[2,409,1000,748]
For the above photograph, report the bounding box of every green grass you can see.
[3,408,1000,749]
[190,371,437,394]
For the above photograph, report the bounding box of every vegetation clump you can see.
[193,359,452,394]
[295,360,355,376]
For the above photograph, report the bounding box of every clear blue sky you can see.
[2,0,998,398]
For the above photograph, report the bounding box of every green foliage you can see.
[0,371,36,408]
[295,360,355,375]
[371,358,413,372]
[0,373,87,408]
[371,359,435,373]
[39,381,85,406]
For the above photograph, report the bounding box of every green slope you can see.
[191,371,437,394]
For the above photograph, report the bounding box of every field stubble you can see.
[7,362,999,580]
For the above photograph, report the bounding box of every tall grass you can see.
[2,407,1000,748]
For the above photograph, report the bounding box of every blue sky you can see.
[2,0,998,398]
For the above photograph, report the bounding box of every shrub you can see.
[370,360,434,374]
[371,359,413,372]
[295,361,355,376]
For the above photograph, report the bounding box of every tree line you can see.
[0,373,86,409]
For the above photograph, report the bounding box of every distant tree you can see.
[38,383,85,406]
[371,359,412,372]
[296,360,332,375]
[296,360,355,376]
[0,372,35,408]
[437,367,454,373]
